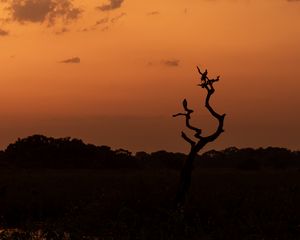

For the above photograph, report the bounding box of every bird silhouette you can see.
[201,69,208,82]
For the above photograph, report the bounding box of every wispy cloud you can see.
[7,0,82,25]
[147,59,180,68]
[111,12,126,23]
[162,59,180,67]
[96,0,124,11]
[60,57,80,64]
[81,12,126,33]
[95,17,109,26]
[0,28,9,36]
[147,11,159,16]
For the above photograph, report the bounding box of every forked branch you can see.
[173,66,225,148]
[173,99,203,145]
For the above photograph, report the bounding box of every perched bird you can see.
[201,69,208,82]
[183,99,187,108]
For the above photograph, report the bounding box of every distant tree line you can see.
[0,135,299,170]
[199,147,300,170]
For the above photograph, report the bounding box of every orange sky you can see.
[0,0,299,152]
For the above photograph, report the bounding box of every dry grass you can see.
[0,168,300,239]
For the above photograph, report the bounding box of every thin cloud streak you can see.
[111,12,126,23]
[147,11,159,16]
[162,59,180,67]
[59,57,80,64]
[95,17,109,26]
[80,13,125,32]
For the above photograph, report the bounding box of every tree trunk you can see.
[173,66,225,209]
[175,149,197,208]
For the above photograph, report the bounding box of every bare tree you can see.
[173,66,226,208]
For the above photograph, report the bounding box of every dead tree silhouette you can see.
[173,66,226,208]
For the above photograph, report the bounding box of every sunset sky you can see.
[0,0,299,153]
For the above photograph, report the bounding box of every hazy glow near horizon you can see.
[0,0,299,152]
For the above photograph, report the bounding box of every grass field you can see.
[0,168,300,239]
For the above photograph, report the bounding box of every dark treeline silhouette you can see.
[0,134,137,169]
[0,134,299,170]
[199,146,300,170]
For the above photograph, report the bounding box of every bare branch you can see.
[196,66,225,143]
[173,113,186,117]
[173,99,202,140]
[181,132,195,147]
